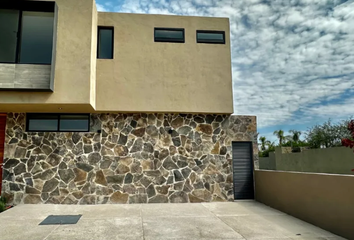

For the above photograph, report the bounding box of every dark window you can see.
[0,9,19,63]
[97,27,114,59]
[59,115,90,132]
[27,114,90,132]
[27,114,58,132]
[197,30,225,44]
[20,11,54,64]
[0,1,55,64]
[154,28,185,43]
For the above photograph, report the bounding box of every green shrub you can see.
[0,196,6,204]
[0,202,5,213]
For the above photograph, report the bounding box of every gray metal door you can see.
[232,142,254,199]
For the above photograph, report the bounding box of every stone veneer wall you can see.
[2,113,258,205]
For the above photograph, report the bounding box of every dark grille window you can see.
[27,114,90,132]
[154,28,185,43]
[97,27,114,59]
[197,30,225,44]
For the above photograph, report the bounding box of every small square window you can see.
[97,27,114,59]
[197,30,225,44]
[154,28,185,43]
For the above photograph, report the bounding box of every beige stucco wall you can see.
[275,147,354,175]
[0,2,233,114]
[259,147,354,175]
[96,13,233,114]
[259,152,276,170]
[255,170,354,240]
[90,1,98,110]
[0,0,97,112]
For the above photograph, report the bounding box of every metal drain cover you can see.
[39,215,82,225]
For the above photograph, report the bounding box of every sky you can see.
[96,0,354,143]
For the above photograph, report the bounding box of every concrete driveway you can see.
[0,201,346,240]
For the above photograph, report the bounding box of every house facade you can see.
[0,0,258,205]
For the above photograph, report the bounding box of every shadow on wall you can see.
[255,170,354,240]
[259,147,354,175]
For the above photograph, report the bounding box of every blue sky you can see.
[96,0,354,143]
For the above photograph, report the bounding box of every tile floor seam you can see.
[42,224,61,240]
[141,204,146,240]
[142,216,216,219]
[200,202,219,217]
[80,217,142,220]
[215,215,248,239]
[200,203,247,240]
[248,238,292,240]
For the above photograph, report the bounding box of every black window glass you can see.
[154,28,184,43]
[98,27,113,59]
[0,1,54,64]
[26,114,90,132]
[27,114,58,131]
[20,11,54,64]
[0,9,20,63]
[59,115,89,132]
[197,31,225,44]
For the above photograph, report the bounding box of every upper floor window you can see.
[0,1,55,64]
[97,27,114,59]
[154,28,185,43]
[197,30,225,44]
[26,113,90,132]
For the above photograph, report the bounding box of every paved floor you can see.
[0,201,346,240]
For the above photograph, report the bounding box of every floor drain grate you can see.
[39,215,82,225]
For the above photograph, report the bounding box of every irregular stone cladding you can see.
[2,113,258,205]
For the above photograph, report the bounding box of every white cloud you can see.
[303,96,354,119]
[97,3,109,12]
[104,0,354,131]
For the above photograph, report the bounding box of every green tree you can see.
[259,140,276,157]
[306,119,352,149]
[266,140,276,151]
[273,130,285,146]
[283,130,302,148]
[259,136,267,151]
[289,130,301,144]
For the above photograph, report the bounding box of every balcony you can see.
[0,1,55,91]
[0,64,51,90]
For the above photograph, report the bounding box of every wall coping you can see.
[255,169,354,177]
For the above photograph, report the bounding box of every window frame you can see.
[97,26,114,59]
[0,1,55,65]
[0,1,55,13]
[154,28,185,43]
[26,113,90,132]
[196,30,226,44]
